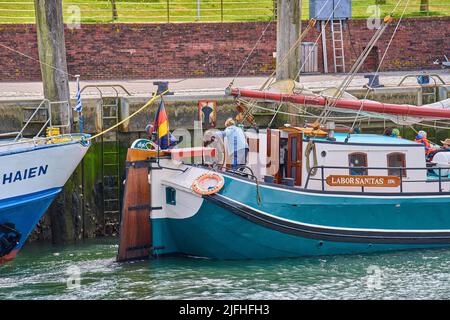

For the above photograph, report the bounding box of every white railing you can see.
[12,99,71,141]
[0,133,87,151]
[14,99,49,141]
[0,99,73,148]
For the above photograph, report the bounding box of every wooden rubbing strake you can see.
[117,149,160,262]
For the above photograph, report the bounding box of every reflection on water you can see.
[1,238,450,299]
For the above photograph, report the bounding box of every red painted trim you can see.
[0,249,18,265]
[169,147,216,160]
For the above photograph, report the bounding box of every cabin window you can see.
[166,187,176,205]
[387,152,406,177]
[348,152,368,175]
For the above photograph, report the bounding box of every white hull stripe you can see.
[210,193,450,234]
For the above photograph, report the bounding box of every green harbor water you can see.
[1,238,450,300]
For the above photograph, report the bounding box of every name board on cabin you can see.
[326,175,401,187]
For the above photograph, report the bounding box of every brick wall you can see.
[0,17,448,81]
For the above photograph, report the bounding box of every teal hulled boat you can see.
[115,80,450,261]
[121,123,450,260]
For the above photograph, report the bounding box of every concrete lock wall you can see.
[0,17,449,81]
[1,84,449,243]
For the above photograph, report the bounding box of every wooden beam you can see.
[34,0,71,132]
[276,0,301,125]
[321,21,328,74]
[276,0,301,81]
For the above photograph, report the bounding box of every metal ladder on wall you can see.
[331,20,346,73]
[101,96,121,232]
[80,85,131,235]
[421,86,438,105]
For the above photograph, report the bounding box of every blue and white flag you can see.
[74,75,83,133]
[74,76,82,113]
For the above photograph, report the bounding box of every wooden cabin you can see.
[239,125,446,194]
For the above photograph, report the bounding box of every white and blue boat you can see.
[0,100,90,263]
[123,86,450,260]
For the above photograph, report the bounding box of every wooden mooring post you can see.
[34,0,71,132]
[276,0,302,126]
[34,0,72,245]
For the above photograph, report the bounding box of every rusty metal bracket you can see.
[125,160,150,169]
[125,244,152,252]
[128,204,162,211]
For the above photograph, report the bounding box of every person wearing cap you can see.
[428,138,450,160]
[440,138,450,151]
[145,123,179,149]
[215,118,249,167]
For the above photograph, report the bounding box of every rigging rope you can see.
[0,43,77,78]
[87,90,169,141]
[293,0,345,82]
[237,0,338,125]
[305,140,318,176]
[318,21,392,124]
[235,17,324,124]
[318,0,406,125]
[229,16,274,87]
[261,18,317,90]
[236,98,368,121]
[259,0,332,90]
[349,0,411,132]
[237,18,314,125]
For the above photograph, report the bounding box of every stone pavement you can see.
[0,69,448,99]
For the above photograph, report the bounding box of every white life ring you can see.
[191,172,225,196]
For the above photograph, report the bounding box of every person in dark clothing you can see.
[279,140,288,178]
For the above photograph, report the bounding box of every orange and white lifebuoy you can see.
[191,172,225,196]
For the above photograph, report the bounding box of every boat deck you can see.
[310,132,419,145]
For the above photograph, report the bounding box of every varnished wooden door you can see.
[287,133,303,186]
[266,128,281,183]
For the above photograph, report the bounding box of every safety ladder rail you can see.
[79,84,132,97]
[398,73,447,86]
[9,99,71,143]
[13,99,49,141]
[398,73,447,105]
